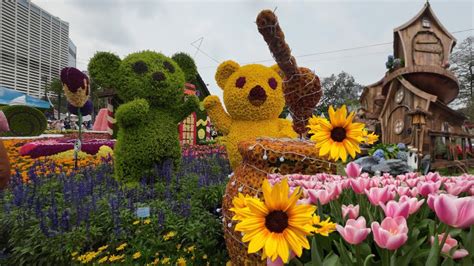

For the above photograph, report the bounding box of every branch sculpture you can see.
[256,10,322,136]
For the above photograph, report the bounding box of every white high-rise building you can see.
[0,0,74,99]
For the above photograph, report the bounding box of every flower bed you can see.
[250,167,474,264]
[2,139,112,181]
[19,139,115,158]
[0,154,231,265]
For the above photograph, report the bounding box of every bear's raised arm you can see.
[115,98,149,128]
[203,95,231,135]
[173,95,200,124]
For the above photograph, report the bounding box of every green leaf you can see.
[426,232,439,266]
[311,237,323,266]
[322,253,340,266]
[363,254,376,266]
[398,236,427,266]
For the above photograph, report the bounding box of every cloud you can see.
[32,0,473,100]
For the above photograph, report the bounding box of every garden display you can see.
[0,105,47,136]
[88,51,200,183]
[1,3,473,266]
[204,60,297,169]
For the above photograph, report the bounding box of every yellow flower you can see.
[71,252,78,257]
[232,179,316,263]
[202,254,208,260]
[143,218,151,224]
[308,105,366,162]
[186,245,195,253]
[152,258,160,265]
[116,243,127,251]
[109,254,125,262]
[229,193,253,220]
[97,245,109,252]
[161,257,171,264]
[177,257,187,266]
[133,251,141,259]
[176,244,182,250]
[98,256,108,264]
[133,220,140,225]
[312,216,336,237]
[163,231,177,241]
[364,131,379,145]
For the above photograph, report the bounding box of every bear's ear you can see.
[270,64,285,79]
[171,52,197,83]
[215,60,240,89]
[88,51,121,89]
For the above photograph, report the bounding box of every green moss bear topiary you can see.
[1,105,47,136]
[89,50,199,183]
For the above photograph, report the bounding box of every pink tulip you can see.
[432,194,474,228]
[430,234,469,260]
[427,194,436,210]
[350,178,371,194]
[417,181,441,197]
[308,189,332,205]
[398,196,425,215]
[0,111,9,132]
[444,182,464,196]
[371,217,408,250]
[365,187,395,206]
[336,217,371,245]
[345,162,362,178]
[342,204,360,220]
[379,200,410,218]
[405,178,419,188]
[266,251,296,265]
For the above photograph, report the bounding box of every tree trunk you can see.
[57,95,61,120]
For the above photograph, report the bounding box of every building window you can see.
[394,119,404,135]
[422,18,431,28]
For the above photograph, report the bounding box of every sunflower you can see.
[312,215,336,236]
[364,131,379,145]
[232,179,316,263]
[308,105,365,162]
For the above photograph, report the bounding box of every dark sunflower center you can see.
[331,127,346,142]
[265,211,289,233]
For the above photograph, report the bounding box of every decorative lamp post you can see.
[407,107,431,153]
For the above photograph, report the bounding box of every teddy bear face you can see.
[116,51,185,107]
[218,62,285,121]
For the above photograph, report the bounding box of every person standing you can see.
[0,110,11,189]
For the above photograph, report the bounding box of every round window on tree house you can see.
[394,119,404,135]
[395,89,404,103]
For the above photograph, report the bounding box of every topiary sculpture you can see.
[256,10,322,136]
[0,105,47,136]
[203,61,297,169]
[89,50,200,183]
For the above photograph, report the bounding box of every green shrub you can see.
[1,105,47,136]
[171,52,198,83]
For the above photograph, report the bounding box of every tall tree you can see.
[450,36,473,108]
[46,78,64,120]
[314,71,362,116]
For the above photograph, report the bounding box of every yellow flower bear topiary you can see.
[204,60,297,169]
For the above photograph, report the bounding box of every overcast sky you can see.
[34,0,473,100]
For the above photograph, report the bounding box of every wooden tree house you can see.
[360,2,473,170]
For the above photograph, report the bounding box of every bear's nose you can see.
[152,72,166,82]
[248,85,267,107]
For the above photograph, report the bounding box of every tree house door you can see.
[412,31,444,66]
[387,105,412,145]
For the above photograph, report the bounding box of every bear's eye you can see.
[132,61,148,74]
[268,78,278,90]
[235,77,246,88]
[163,61,175,73]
